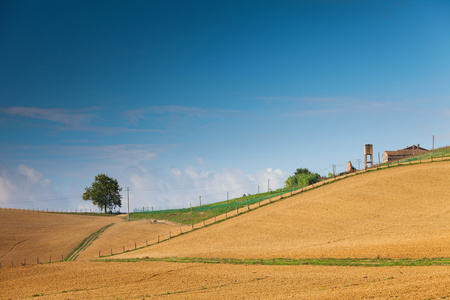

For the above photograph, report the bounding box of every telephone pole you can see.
[127,187,130,221]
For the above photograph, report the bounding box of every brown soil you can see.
[113,162,450,260]
[1,261,449,299]
[77,219,192,260]
[0,210,122,265]
[1,161,449,299]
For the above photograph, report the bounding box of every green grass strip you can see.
[99,256,450,267]
[65,223,115,261]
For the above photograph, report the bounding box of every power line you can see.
[4,194,83,205]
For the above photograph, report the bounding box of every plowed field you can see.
[1,261,449,299]
[1,161,449,299]
[113,162,450,260]
[0,210,123,265]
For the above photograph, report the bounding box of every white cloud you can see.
[0,163,63,209]
[0,106,164,134]
[122,165,289,211]
[253,96,340,104]
[196,157,205,166]
[124,105,244,125]
[38,144,166,166]
[0,106,96,129]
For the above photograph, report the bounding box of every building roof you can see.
[384,144,429,156]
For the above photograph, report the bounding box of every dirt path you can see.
[0,210,123,265]
[1,161,449,299]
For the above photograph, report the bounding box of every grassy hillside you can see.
[130,188,298,224]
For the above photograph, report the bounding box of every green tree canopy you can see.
[294,168,312,175]
[82,174,122,213]
[285,168,320,189]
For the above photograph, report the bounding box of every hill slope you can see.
[113,162,450,260]
[0,210,122,265]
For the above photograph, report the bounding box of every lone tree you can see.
[82,174,122,213]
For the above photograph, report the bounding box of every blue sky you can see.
[1,0,449,211]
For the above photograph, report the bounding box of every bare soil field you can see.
[1,161,449,299]
[0,210,122,265]
[1,261,449,299]
[77,219,192,260]
[113,162,450,260]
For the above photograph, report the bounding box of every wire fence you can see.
[0,255,66,268]
[0,207,121,214]
[2,153,449,268]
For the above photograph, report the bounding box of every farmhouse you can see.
[382,144,428,163]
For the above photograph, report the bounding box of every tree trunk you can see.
[104,205,107,214]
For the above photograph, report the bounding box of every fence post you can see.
[192,224,194,230]
[123,246,125,252]
[37,258,39,264]
[99,251,101,257]
[169,232,171,238]
[135,243,136,249]
[111,248,112,255]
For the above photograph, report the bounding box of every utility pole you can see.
[127,187,130,221]
[433,135,435,155]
